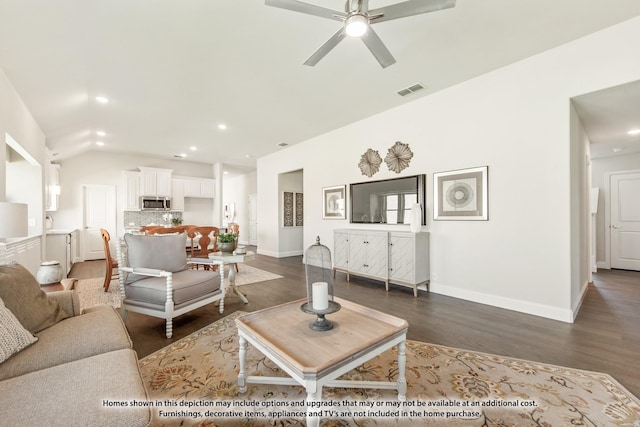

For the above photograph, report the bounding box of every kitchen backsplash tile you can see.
[124,211,182,227]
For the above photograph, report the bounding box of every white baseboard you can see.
[571,280,590,322]
[256,249,303,258]
[430,282,575,323]
[596,261,609,270]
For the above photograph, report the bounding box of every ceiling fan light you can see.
[345,14,368,37]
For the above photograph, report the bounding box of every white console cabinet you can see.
[334,229,429,297]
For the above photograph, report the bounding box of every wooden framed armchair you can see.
[116,232,225,338]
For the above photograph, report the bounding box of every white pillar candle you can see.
[312,282,329,311]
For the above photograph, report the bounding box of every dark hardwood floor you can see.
[70,252,640,398]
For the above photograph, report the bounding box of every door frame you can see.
[603,168,640,269]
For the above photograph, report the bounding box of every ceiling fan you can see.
[265,0,456,68]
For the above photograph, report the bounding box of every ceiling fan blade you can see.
[265,0,346,22]
[361,27,396,68]
[303,27,347,66]
[369,0,456,24]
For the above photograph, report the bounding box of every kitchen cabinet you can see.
[172,179,185,211]
[139,167,172,197]
[180,177,215,198]
[45,229,78,276]
[122,171,141,211]
[334,229,430,297]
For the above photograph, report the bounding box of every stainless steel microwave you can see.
[140,197,171,211]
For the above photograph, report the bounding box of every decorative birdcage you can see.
[301,236,341,331]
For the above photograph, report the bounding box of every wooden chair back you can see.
[187,226,220,258]
[100,228,119,291]
[227,222,239,236]
[139,225,164,234]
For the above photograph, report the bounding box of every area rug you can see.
[138,312,640,426]
[74,266,282,312]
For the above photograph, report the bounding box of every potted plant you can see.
[218,233,237,253]
[171,217,183,227]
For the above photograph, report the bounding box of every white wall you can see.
[222,170,257,245]
[257,16,640,322]
[0,66,46,244]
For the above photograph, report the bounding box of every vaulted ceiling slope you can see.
[0,1,639,167]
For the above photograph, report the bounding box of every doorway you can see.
[82,184,116,260]
[608,170,640,271]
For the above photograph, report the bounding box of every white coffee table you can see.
[207,250,255,303]
[235,297,408,427]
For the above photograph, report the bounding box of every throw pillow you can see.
[124,232,188,284]
[0,296,38,363]
[0,264,70,334]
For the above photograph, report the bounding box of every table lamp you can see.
[0,202,28,240]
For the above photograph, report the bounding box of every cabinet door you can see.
[389,235,414,282]
[156,171,172,196]
[172,179,185,211]
[141,171,157,196]
[365,233,388,278]
[200,179,215,198]
[123,171,141,210]
[183,179,201,197]
[334,231,349,269]
[348,235,368,274]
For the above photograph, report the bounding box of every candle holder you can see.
[302,236,341,331]
[300,300,341,331]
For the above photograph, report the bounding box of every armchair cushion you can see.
[124,233,188,284]
[125,269,221,306]
[0,264,70,333]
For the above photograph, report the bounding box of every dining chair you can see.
[100,228,119,292]
[187,226,219,270]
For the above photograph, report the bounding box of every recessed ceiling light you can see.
[627,129,640,135]
[223,171,229,175]
[96,130,106,136]
[96,141,104,146]
[190,146,197,151]
[218,124,227,130]
[95,96,109,104]
[245,154,253,158]
[612,147,623,153]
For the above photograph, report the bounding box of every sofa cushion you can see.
[124,233,188,284]
[0,296,38,363]
[0,264,70,333]
[0,306,132,381]
[0,349,151,427]
[125,269,221,306]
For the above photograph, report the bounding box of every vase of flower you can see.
[218,233,237,253]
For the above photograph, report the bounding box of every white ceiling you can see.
[0,0,639,169]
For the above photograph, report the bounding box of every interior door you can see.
[610,171,640,270]
[83,185,116,260]
[248,194,257,246]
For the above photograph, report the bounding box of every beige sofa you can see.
[0,264,151,427]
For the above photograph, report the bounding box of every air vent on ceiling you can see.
[397,83,425,97]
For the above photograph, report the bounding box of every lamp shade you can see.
[0,202,28,238]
